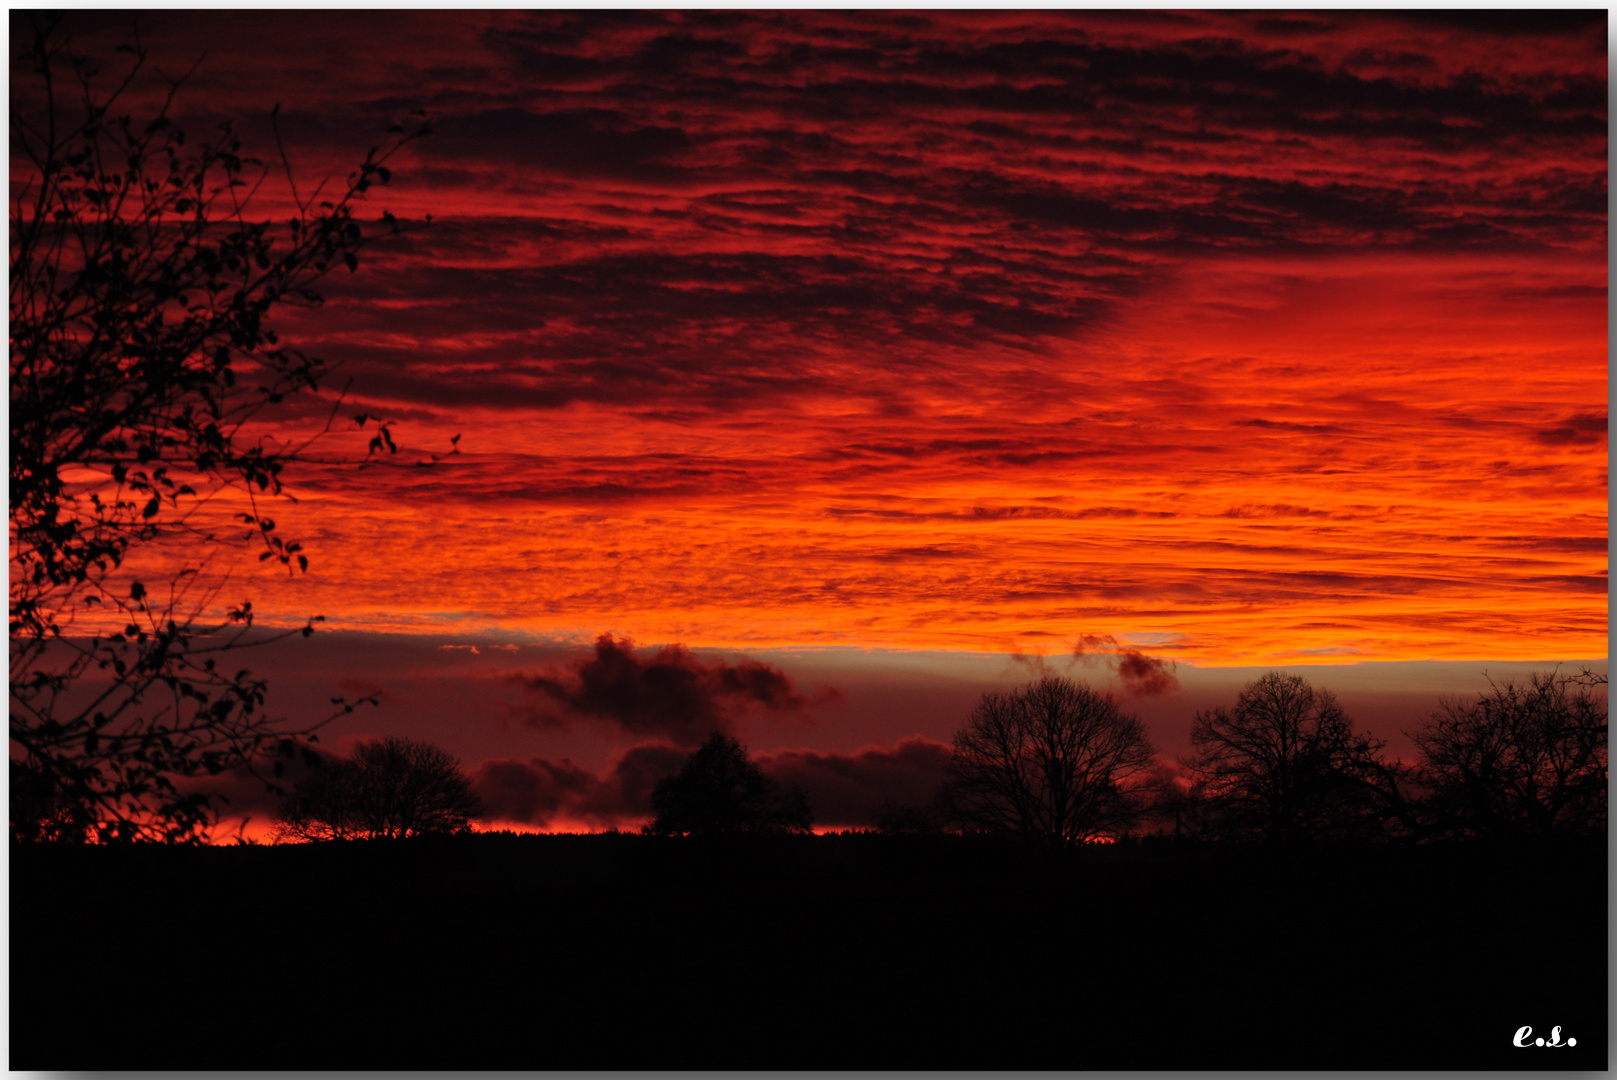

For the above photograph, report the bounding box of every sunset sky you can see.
[22,10,1608,831]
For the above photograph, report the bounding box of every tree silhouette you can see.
[942,675,1157,848]
[1183,672,1397,842]
[1410,669,1606,839]
[274,737,482,841]
[874,797,946,836]
[9,18,432,841]
[646,732,813,836]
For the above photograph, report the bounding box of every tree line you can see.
[941,668,1606,848]
[620,667,1606,848]
[20,665,1597,846]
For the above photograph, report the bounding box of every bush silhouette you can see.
[275,738,482,841]
[646,732,813,836]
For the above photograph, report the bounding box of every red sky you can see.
[15,11,1608,832]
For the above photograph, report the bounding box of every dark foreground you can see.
[11,832,1607,1070]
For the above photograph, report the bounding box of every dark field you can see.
[11,833,1606,1070]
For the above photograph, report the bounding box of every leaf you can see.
[142,497,160,519]
[343,252,358,273]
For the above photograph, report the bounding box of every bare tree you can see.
[274,738,482,841]
[1183,672,1397,842]
[942,676,1157,848]
[1410,669,1606,839]
[9,17,433,841]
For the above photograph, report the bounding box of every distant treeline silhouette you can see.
[10,667,1606,846]
[930,668,1607,846]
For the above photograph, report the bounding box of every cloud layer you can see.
[27,11,1607,665]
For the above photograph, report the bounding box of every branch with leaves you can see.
[9,16,438,842]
